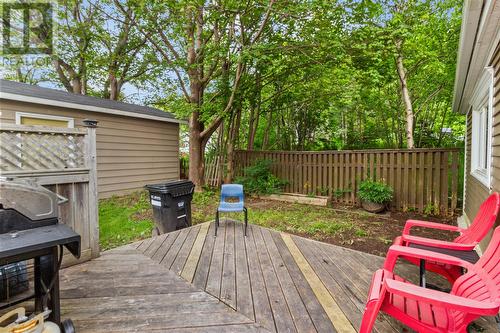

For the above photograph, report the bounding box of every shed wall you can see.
[0,100,179,198]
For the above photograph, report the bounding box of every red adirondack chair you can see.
[393,192,500,283]
[360,226,500,333]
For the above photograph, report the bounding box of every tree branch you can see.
[201,60,245,139]
[113,0,191,101]
[52,58,74,92]
[251,0,275,44]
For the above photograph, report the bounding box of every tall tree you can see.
[119,0,277,187]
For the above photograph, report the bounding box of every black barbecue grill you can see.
[0,178,80,332]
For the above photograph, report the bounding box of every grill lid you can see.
[0,178,59,221]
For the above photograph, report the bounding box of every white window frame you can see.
[470,67,494,188]
[15,112,75,128]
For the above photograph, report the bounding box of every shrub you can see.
[357,179,393,204]
[234,159,286,195]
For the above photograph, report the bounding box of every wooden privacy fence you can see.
[235,149,462,215]
[204,154,224,187]
[179,155,224,187]
[0,123,99,264]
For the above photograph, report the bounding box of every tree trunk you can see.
[52,58,84,94]
[395,38,415,149]
[262,109,272,150]
[247,71,261,150]
[186,6,206,190]
[108,74,120,100]
[216,122,225,186]
[189,111,204,189]
[225,106,242,183]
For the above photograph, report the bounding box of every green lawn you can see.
[98,191,154,250]
[98,190,399,255]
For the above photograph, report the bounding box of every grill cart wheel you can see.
[62,319,75,333]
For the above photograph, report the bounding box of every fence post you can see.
[83,119,100,258]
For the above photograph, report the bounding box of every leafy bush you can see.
[235,159,286,195]
[333,188,351,198]
[357,179,393,204]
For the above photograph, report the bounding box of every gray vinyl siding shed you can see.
[0,80,183,198]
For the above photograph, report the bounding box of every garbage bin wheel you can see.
[61,319,75,333]
[152,227,160,237]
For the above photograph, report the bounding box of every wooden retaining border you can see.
[260,193,330,206]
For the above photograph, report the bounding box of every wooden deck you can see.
[59,220,498,332]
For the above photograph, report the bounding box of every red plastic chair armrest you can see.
[366,269,386,303]
[401,234,476,251]
[384,245,472,271]
[384,279,499,316]
[403,219,462,235]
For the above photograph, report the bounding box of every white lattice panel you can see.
[0,127,87,172]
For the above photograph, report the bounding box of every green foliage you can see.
[333,188,352,199]
[99,192,153,250]
[234,159,286,195]
[4,0,465,158]
[424,203,438,216]
[406,207,418,213]
[318,187,329,196]
[355,229,369,237]
[195,188,217,206]
[357,180,394,204]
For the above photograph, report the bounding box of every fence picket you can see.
[451,152,459,212]
[229,149,460,215]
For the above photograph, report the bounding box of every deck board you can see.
[171,225,200,275]
[181,222,210,282]
[59,243,267,333]
[271,231,336,333]
[244,220,276,332]
[262,228,317,333]
[253,224,297,333]
[235,222,255,320]
[192,222,217,288]
[293,236,399,333]
[220,218,237,308]
[282,233,355,333]
[151,228,179,262]
[160,226,191,268]
[55,220,498,333]
[206,219,226,298]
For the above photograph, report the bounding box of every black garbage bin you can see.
[145,180,195,235]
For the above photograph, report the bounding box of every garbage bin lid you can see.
[145,180,195,194]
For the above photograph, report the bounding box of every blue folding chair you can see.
[215,184,248,236]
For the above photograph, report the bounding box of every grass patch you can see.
[99,191,154,250]
[98,190,458,257]
[99,190,362,250]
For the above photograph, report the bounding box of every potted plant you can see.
[357,179,393,213]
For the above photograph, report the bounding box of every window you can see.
[470,68,493,188]
[15,112,74,128]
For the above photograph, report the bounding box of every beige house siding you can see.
[463,42,500,252]
[0,99,179,198]
[488,43,500,249]
[491,43,500,193]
